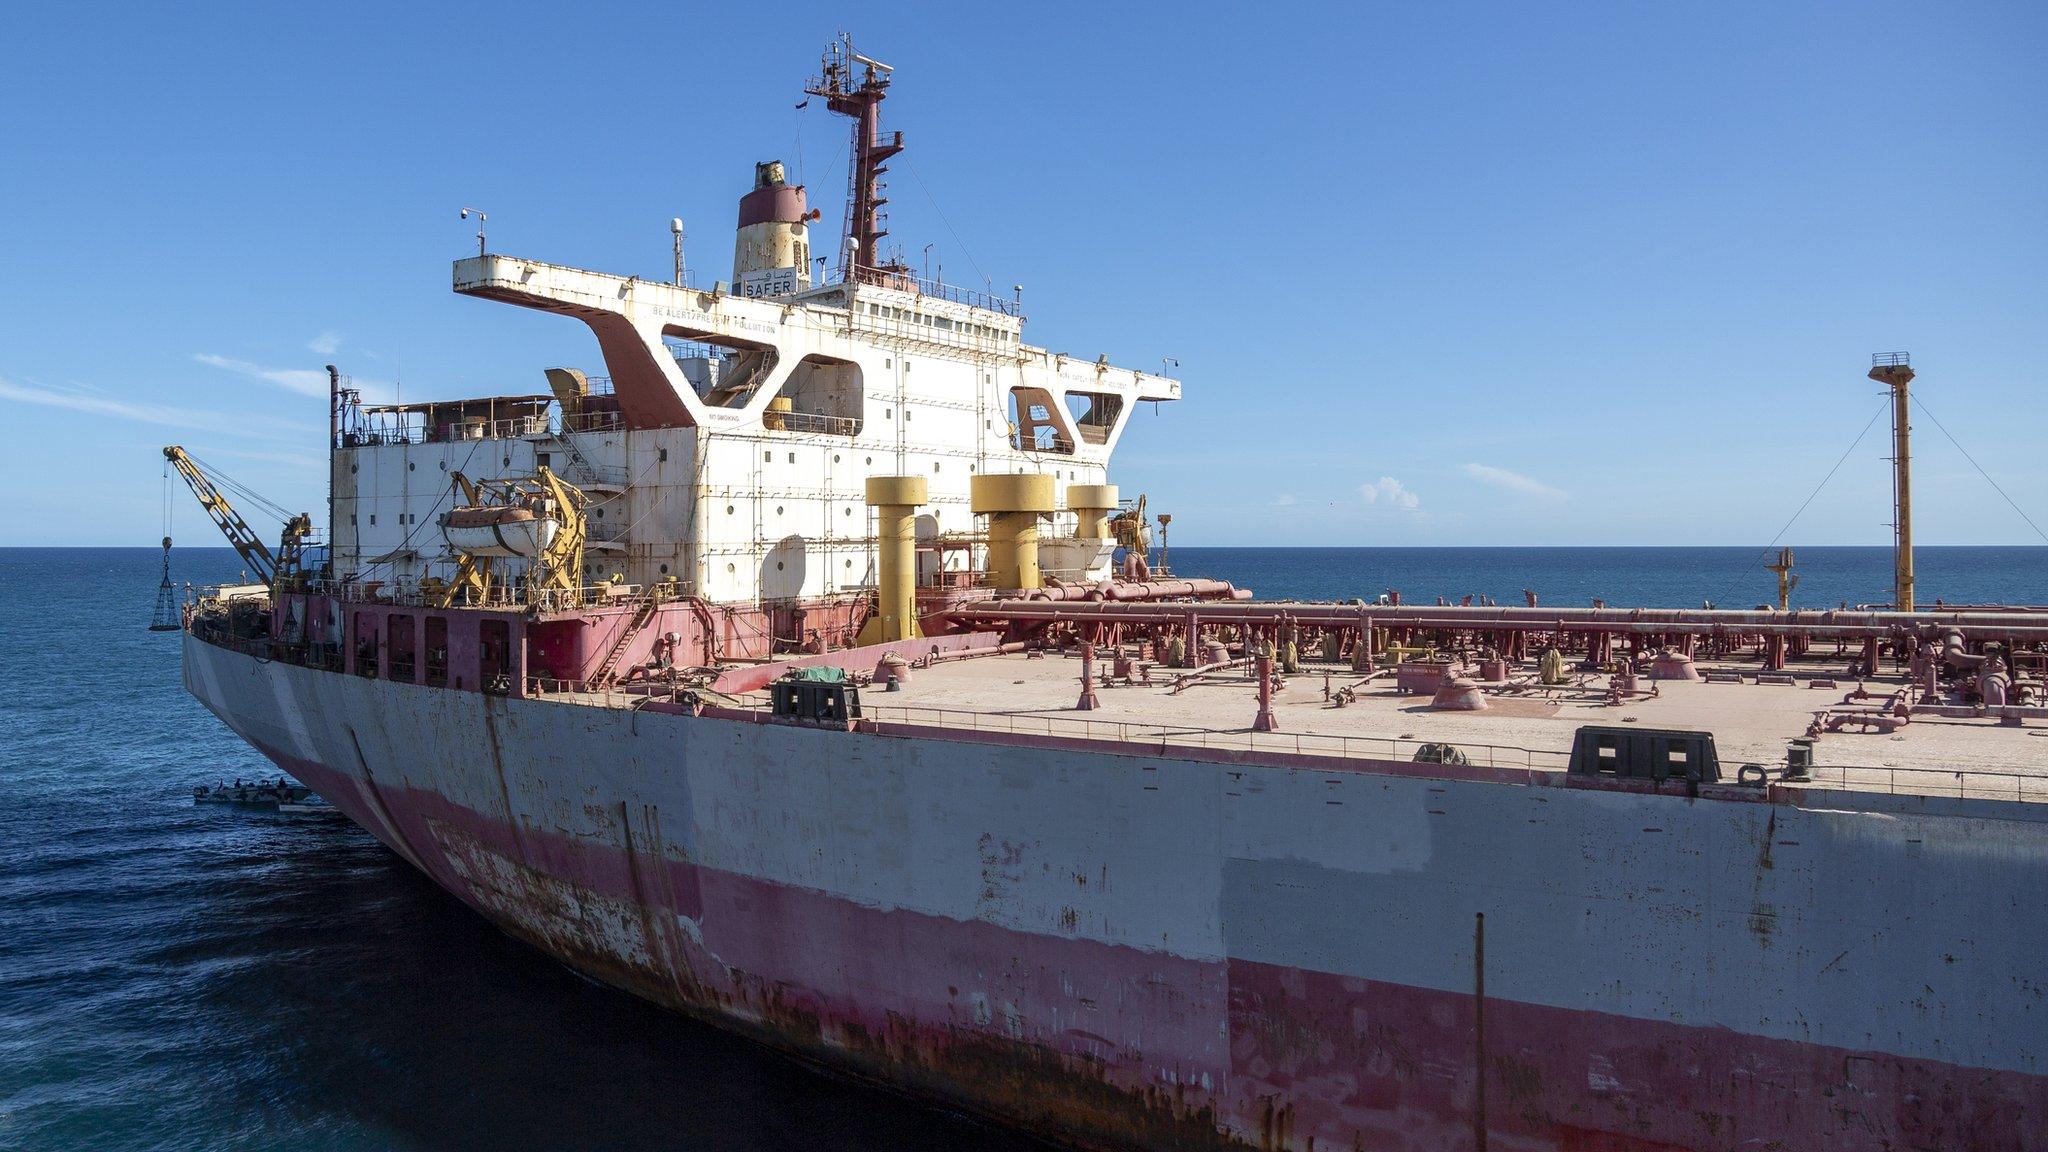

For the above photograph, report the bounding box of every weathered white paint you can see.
[187,635,2048,1078]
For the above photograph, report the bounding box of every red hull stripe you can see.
[262,744,2047,1152]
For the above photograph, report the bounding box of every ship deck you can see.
[699,649,2048,803]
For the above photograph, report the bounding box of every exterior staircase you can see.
[549,431,625,490]
[590,600,659,689]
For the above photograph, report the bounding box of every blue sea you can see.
[3,544,2043,1151]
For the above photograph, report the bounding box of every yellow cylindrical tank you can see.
[1065,483,1119,540]
[764,395,792,431]
[971,473,1057,590]
[865,476,927,641]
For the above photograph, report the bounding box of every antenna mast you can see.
[1869,352,1915,612]
[806,35,907,285]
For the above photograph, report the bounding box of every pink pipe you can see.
[1020,579,1246,603]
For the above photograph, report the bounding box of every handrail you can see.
[339,414,552,448]
[854,701,1570,772]
[296,577,647,611]
[728,696,2048,801]
[562,410,625,434]
[851,265,1022,317]
[766,409,859,436]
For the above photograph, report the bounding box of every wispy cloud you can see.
[1272,493,1298,507]
[0,377,318,440]
[192,353,331,397]
[201,445,326,471]
[1463,462,1567,500]
[1360,476,1421,510]
[308,331,343,357]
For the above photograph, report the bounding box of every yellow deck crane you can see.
[163,446,313,588]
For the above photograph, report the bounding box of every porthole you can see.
[865,456,872,465]
[833,454,841,463]
[933,462,941,473]
[764,451,772,462]
[503,456,510,466]
[776,505,785,515]
[845,559,852,568]
[408,462,415,471]
[727,504,735,515]
[350,464,358,474]
[843,506,852,516]
[727,563,736,573]
[659,564,669,574]
[776,561,785,571]
[788,452,796,464]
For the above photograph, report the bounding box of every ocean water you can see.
[3,544,2042,1151]
[1165,545,2048,609]
[0,549,1035,1152]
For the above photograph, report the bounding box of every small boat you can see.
[192,778,313,808]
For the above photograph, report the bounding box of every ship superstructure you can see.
[172,37,2048,1152]
[331,42,1175,647]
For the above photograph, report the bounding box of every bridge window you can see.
[1065,391,1124,446]
[1007,387,1073,455]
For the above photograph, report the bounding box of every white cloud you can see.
[192,353,332,397]
[1462,462,1566,500]
[308,330,343,356]
[201,445,326,471]
[1359,476,1420,510]
[1272,493,1298,507]
[0,377,318,440]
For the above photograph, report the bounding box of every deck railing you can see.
[851,265,1022,316]
[1794,761,2048,803]
[854,703,1572,773]
[180,620,2048,807]
[766,409,860,437]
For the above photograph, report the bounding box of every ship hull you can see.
[183,634,2048,1151]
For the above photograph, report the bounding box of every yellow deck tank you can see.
[972,473,1056,590]
[864,475,927,641]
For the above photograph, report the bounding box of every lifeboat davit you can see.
[443,504,561,558]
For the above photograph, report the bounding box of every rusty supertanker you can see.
[176,37,2048,1152]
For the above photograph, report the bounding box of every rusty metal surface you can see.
[184,634,2048,1151]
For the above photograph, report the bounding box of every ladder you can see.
[591,599,659,689]
[549,431,604,487]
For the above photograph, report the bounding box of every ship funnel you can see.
[733,160,811,298]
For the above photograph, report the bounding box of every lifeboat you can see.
[443,501,561,558]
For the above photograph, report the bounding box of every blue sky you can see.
[2,1,2043,547]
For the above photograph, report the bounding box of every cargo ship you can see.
[173,37,2047,1151]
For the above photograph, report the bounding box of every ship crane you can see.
[162,446,312,588]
